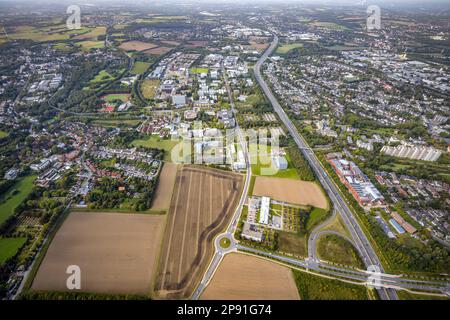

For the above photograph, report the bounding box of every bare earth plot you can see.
[119,41,158,51]
[151,163,178,210]
[252,176,328,209]
[32,212,165,296]
[201,253,300,300]
[155,165,244,299]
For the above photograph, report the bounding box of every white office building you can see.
[259,196,270,225]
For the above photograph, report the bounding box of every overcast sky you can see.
[0,0,449,8]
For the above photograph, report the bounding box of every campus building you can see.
[381,144,442,162]
[327,154,385,207]
[259,196,270,225]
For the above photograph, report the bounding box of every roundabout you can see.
[215,234,236,254]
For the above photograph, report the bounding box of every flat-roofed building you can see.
[241,222,263,242]
[259,196,270,225]
[389,219,405,234]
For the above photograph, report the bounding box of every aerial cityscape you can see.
[0,0,449,306]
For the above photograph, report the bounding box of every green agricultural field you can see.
[131,61,151,75]
[78,40,105,50]
[141,79,160,99]
[9,25,67,42]
[190,67,209,74]
[276,43,303,54]
[0,130,8,139]
[309,21,348,30]
[292,270,369,300]
[132,136,179,161]
[317,234,364,268]
[74,26,106,40]
[9,25,94,42]
[0,237,27,265]
[0,175,36,226]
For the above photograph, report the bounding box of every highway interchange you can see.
[192,34,449,300]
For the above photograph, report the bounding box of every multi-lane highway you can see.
[237,245,449,295]
[191,62,253,300]
[192,35,449,300]
[253,35,399,300]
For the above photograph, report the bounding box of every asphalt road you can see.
[191,63,253,300]
[192,36,450,300]
[237,245,449,295]
[253,35,399,300]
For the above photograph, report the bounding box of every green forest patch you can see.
[292,270,369,300]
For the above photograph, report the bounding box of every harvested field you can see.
[151,163,178,210]
[32,212,165,296]
[144,46,172,56]
[201,253,300,300]
[119,41,158,52]
[253,176,328,209]
[155,165,244,299]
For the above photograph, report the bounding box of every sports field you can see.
[102,93,130,102]
[252,176,328,209]
[201,253,300,300]
[155,166,244,299]
[78,40,105,50]
[32,212,165,295]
